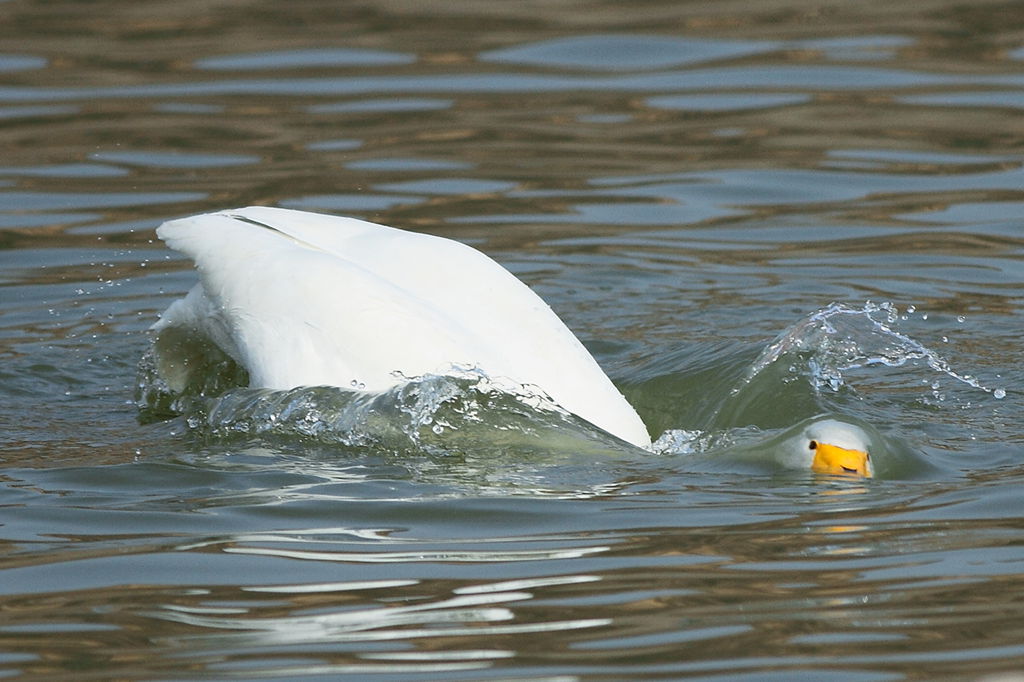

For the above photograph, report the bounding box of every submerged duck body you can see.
[152,206,652,448]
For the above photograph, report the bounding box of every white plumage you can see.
[776,418,874,476]
[152,206,652,448]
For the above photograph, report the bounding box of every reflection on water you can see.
[2,0,1024,679]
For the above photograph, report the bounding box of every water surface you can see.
[2,1,1023,679]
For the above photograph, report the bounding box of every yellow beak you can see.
[811,442,871,477]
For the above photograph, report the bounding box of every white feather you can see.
[152,206,652,448]
[777,418,874,474]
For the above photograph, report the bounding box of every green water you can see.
[1,1,1023,679]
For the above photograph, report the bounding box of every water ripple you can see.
[1,67,1019,103]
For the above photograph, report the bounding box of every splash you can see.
[137,353,627,458]
[741,301,1004,402]
[661,301,1004,466]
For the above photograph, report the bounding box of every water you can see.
[2,0,1023,678]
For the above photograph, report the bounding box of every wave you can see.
[704,301,1005,431]
[136,352,636,460]
[746,301,1003,398]
[135,301,1001,479]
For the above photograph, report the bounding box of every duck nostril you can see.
[841,466,857,473]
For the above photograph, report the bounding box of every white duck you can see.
[151,206,871,476]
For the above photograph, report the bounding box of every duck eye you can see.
[808,440,818,450]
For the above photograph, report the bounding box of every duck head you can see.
[780,417,873,477]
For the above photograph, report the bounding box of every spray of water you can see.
[653,301,1003,465]
[136,350,627,459]
[742,301,1004,401]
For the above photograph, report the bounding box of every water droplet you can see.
[921,313,928,320]
[432,424,444,434]
[906,305,916,314]
[994,388,1006,399]
[957,315,966,323]
[941,336,948,343]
